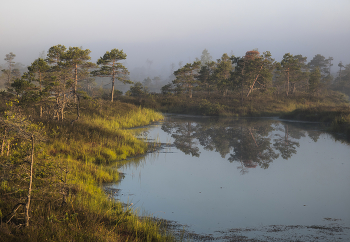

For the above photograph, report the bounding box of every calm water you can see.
[110,115,350,241]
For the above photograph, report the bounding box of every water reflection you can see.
[116,115,350,240]
[273,124,300,160]
[161,116,324,173]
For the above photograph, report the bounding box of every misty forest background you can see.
[1,46,350,105]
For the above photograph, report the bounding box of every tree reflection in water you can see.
[161,116,324,174]
[273,124,300,160]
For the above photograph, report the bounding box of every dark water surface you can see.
[110,115,350,241]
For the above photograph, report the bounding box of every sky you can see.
[1,0,350,79]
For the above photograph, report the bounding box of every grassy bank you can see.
[118,91,348,117]
[281,105,350,139]
[0,99,175,241]
[118,90,350,139]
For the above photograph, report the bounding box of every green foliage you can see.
[158,50,344,104]
[92,49,131,102]
[47,44,67,64]
[198,61,217,95]
[173,61,201,98]
[276,53,308,96]
[127,82,146,96]
[10,76,34,97]
[213,53,233,95]
[309,67,321,94]
[331,63,350,97]
[60,46,96,98]
[76,90,91,99]
[198,99,227,116]
[63,47,92,66]
[27,58,50,87]
[161,83,173,95]
[230,50,275,98]
[0,97,172,241]
[308,54,333,77]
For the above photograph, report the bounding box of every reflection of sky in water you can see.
[113,117,350,238]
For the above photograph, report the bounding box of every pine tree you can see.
[92,49,131,102]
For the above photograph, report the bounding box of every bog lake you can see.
[106,115,350,241]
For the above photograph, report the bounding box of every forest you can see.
[0,45,350,241]
[1,47,350,112]
[124,49,350,98]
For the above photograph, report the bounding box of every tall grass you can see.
[118,90,349,117]
[82,105,163,130]
[0,99,175,241]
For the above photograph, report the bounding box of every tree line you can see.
[0,46,131,122]
[1,47,350,109]
[159,49,349,102]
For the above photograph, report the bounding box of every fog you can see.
[1,0,350,88]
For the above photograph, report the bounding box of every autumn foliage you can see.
[244,50,260,60]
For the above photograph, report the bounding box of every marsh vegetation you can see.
[1,46,350,241]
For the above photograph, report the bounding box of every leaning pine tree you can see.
[92,49,132,102]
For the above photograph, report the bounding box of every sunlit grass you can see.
[0,99,173,242]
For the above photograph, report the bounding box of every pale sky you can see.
[1,0,349,75]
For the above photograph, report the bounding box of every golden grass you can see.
[0,99,175,242]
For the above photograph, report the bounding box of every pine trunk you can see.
[25,135,34,227]
[1,128,6,156]
[111,61,115,102]
[246,65,263,97]
[7,141,10,156]
[286,69,290,96]
[61,94,66,121]
[74,63,78,103]
[111,79,115,102]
